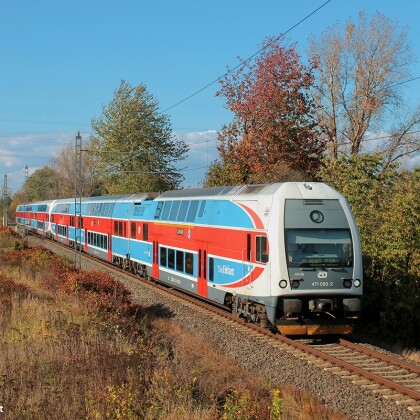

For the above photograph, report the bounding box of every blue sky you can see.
[1,0,419,193]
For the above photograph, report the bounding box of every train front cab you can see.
[274,186,363,336]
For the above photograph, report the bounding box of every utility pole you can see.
[3,175,8,227]
[74,132,83,270]
[24,165,29,241]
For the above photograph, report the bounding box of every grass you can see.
[0,227,346,419]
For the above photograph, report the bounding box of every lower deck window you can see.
[57,225,67,237]
[185,252,193,275]
[87,231,108,250]
[176,251,184,272]
[167,249,175,269]
[160,246,194,275]
[160,247,167,267]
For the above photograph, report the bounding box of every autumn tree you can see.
[309,11,414,160]
[375,105,420,171]
[91,81,188,194]
[9,190,27,220]
[204,37,324,187]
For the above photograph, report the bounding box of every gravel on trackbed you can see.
[33,237,419,420]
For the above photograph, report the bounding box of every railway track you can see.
[32,233,420,415]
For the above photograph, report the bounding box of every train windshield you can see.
[286,229,353,268]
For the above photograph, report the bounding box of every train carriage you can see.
[16,182,363,336]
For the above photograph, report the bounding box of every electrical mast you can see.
[3,175,8,227]
[24,166,29,241]
[74,132,83,270]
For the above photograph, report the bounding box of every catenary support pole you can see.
[74,132,83,270]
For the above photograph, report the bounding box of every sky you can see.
[1,0,420,194]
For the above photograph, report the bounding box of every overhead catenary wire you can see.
[81,2,337,183]
[162,0,334,113]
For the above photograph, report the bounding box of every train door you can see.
[243,233,253,287]
[151,236,159,279]
[197,243,208,297]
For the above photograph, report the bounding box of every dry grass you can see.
[0,228,346,419]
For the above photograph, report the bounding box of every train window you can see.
[161,201,172,220]
[198,201,206,217]
[176,250,184,272]
[186,200,199,222]
[247,234,251,261]
[168,249,175,269]
[114,221,118,235]
[160,247,167,267]
[209,257,214,281]
[185,252,193,275]
[177,201,189,222]
[169,201,181,221]
[256,236,269,263]
[57,225,67,237]
[143,223,149,241]
[154,201,164,219]
[131,222,136,239]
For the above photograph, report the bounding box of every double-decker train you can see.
[16,182,363,335]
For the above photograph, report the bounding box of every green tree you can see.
[91,81,188,194]
[204,38,324,187]
[321,155,420,347]
[24,167,60,201]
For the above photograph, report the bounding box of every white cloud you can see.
[1,130,221,194]
[174,130,220,188]
[0,131,76,192]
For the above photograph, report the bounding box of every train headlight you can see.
[354,279,361,287]
[310,210,324,223]
[343,279,352,288]
[291,280,301,289]
[279,279,288,289]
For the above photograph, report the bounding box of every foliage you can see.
[9,190,27,221]
[205,37,324,187]
[321,155,420,347]
[91,80,188,194]
[0,230,343,419]
[23,166,60,201]
[309,11,414,160]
